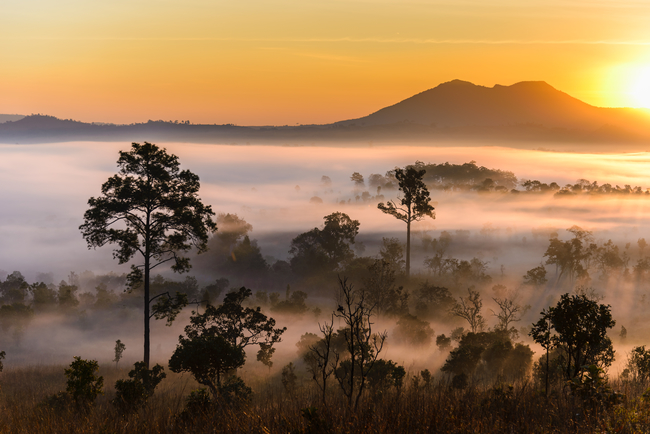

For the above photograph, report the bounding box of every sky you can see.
[3,0,650,125]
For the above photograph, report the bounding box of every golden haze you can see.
[3,0,650,125]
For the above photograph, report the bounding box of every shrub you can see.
[112,362,166,413]
[219,375,252,405]
[64,356,104,411]
[393,314,434,347]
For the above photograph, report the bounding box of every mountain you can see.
[335,80,650,132]
[2,81,650,146]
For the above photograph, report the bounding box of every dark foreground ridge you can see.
[2,80,650,145]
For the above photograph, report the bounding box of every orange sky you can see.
[3,0,650,126]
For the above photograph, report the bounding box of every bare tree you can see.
[451,288,485,333]
[334,277,387,410]
[305,315,337,404]
[491,295,527,338]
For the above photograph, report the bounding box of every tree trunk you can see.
[406,220,411,278]
[144,210,151,369]
[144,253,150,368]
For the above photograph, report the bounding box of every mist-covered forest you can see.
[3,142,650,432]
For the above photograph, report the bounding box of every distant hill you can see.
[3,81,650,148]
[335,80,650,133]
[0,114,25,124]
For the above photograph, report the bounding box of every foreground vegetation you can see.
[4,363,650,433]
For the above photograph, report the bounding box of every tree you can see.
[169,287,285,399]
[523,265,547,289]
[289,212,360,276]
[378,166,435,277]
[112,362,166,413]
[0,271,28,305]
[441,330,533,384]
[543,226,597,284]
[302,318,338,404]
[80,142,217,367]
[379,237,405,274]
[333,277,387,410]
[393,314,434,347]
[492,295,527,339]
[64,357,104,411]
[530,293,615,380]
[363,259,408,317]
[113,340,126,368]
[350,172,365,188]
[627,346,650,382]
[451,288,486,333]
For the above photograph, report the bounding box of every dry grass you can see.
[2,365,650,433]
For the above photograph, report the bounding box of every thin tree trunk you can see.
[144,210,151,368]
[144,253,150,368]
[406,220,411,278]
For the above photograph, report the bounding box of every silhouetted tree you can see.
[393,314,434,347]
[419,160,518,191]
[492,296,527,339]
[363,259,408,317]
[289,212,360,276]
[80,142,217,367]
[378,166,435,277]
[112,362,165,413]
[441,330,532,384]
[29,282,57,310]
[379,237,405,274]
[333,278,387,410]
[0,271,28,305]
[451,288,485,333]
[302,317,340,404]
[530,293,615,380]
[436,334,452,351]
[543,226,596,284]
[169,287,285,398]
[414,282,455,320]
[350,172,365,188]
[523,265,547,289]
[113,340,126,368]
[226,235,269,278]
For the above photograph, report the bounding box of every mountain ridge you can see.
[335,80,649,132]
[2,80,650,148]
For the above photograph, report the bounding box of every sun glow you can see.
[629,66,650,108]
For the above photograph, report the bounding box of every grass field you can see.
[2,362,650,433]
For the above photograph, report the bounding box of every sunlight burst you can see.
[629,66,650,108]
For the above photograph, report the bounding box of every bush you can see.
[219,375,252,405]
[183,388,213,416]
[366,359,406,392]
[627,346,650,382]
[112,362,166,413]
[64,356,104,411]
[569,364,623,410]
[442,331,533,384]
[393,314,434,347]
[436,334,452,351]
